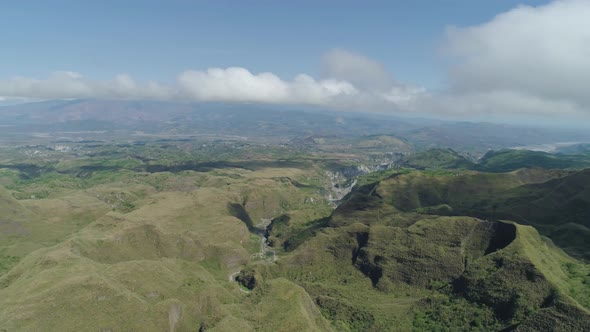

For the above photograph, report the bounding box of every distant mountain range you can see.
[1,99,589,153]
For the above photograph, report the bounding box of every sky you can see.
[1,0,589,125]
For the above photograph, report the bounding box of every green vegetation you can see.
[0,139,345,331]
[399,148,475,170]
[373,168,590,261]
[477,149,590,172]
[412,296,503,331]
[0,138,589,331]
[396,148,590,174]
[0,255,19,275]
[254,175,590,330]
[355,168,412,186]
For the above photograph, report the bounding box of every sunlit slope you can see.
[2,156,589,331]
[0,166,334,331]
[0,185,114,274]
[477,149,590,172]
[256,177,590,331]
[374,168,590,260]
[399,148,475,170]
[396,148,590,172]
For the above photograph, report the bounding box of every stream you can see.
[229,218,276,289]
[229,163,391,287]
[250,218,277,263]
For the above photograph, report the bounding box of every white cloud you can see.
[0,71,173,100]
[0,67,370,109]
[418,90,587,119]
[0,0,588,122]
[178,68,289,103]
[322,49,395,90]
[382,86,427,108]
[177,67,357,105]
[319,49,426,111]
[441,0,590,116]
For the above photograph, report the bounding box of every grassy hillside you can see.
[399,148,475,170]
[396,148,590,173]
[257,186,590,330]
[0,157,336,331]
[477,149,590,172]
[1,140,589,330]
[372,168,590,261]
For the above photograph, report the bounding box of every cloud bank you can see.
[1,0,589,121]
[0,56,423,112]
[322,49,395,91]
[0,71,173,100]
[0,67,366,107]
[440,0,590,118]
[177,67,358,105]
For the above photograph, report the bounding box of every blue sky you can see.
[1,0,549,87]
[1,0,589,125]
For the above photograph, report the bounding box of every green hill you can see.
[556,143,590,155]
[0,163,335,331]
[1,146,589,330]
[257,174,590,330]
[477,149,590,172]
[369,168,590,261]
[399,148,475,170]
[397,148,590,173]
